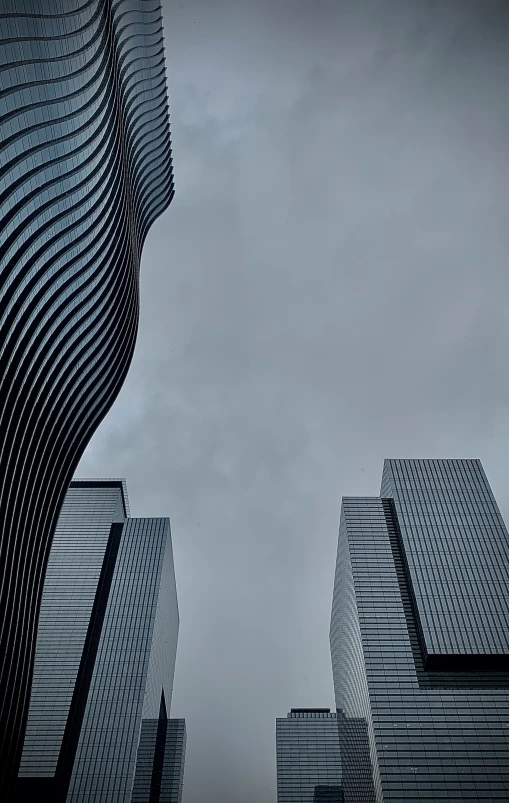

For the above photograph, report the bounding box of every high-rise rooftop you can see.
[276,708,342,803]
[17,479,184,803]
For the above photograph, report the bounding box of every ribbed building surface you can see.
[330,460,509,802]
[17,479,181,803]
[276,709,343,803]
[0,1,174,791]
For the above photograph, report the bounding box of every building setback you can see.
[0,2,174,790]
[330,459,509,802]
[276,709,343,803]
[17,479,185,803]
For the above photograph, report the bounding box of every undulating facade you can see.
[0,1,174,790]
[330,459,509,802]
[16,479,184,803]
[276,709,343,803]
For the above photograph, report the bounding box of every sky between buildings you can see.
[78,1,509,801]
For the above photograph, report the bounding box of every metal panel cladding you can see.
[0,1,174,793]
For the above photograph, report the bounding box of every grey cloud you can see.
[79,1,509,800]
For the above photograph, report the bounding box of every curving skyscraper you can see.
[0,1,174,793]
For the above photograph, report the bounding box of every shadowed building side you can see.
[331,460,509,802]
[0,1,174,793]
[17,479,183,803]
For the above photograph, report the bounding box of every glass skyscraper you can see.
[330,459,509,802]
[276,709,343,803]
[132,710,186,803]
[16,479,185,803]
[0,3,174,789]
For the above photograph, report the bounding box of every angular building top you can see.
[17,479,181,803]
[381,458,509,666]
[331,459,509,802]
[276,709,342,803]
[70,478,131,516]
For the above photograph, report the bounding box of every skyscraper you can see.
[276,709,343,803]
[330,459,509,802]
[0,2,174,789]
[16,479,184,803]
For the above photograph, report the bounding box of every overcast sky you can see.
[78,1,509,801]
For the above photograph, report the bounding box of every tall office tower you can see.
[330,459,509,802]
[276,709,343,803]
[16,479,184,803]
[0,2,174,789]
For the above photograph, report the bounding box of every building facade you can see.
[16,479,184,803]
[132,702,186,803]
[330,459,509,802]
[0,2,174,789]
[276,709,343,803]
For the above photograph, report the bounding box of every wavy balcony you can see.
[0,1,174,793]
